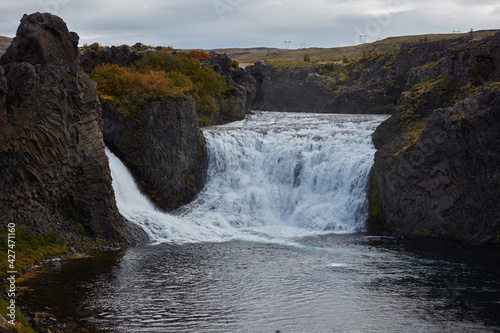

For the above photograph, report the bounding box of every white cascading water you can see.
[107,112,388,244]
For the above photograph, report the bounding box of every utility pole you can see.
[359,35,366,44]
[284,41,291,49]
[300,43,306,49]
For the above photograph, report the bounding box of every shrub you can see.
[90,49,234,124]
[161,46,175,52]
[167,70,194,94]
[134,51,184,72]
[188,50,212,61]
[90,64,174,115]
[319,62,337,75]
[136,52,230,116]
[89,42,103,53]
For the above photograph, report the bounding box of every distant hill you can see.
[0,36,13,56]
[209,30,500,63]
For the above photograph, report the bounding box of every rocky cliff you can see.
[209,52,256,116]
[77,47,254,211]
[368,34,500,242]
[78,45,252,125]
[246,36,500,114]
[77,42,142,74]
[248,61,332,112]
[246,54,399,113]
[0,13,146,245]
[102,96,208,210]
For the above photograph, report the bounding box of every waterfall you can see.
[107,112,388,243]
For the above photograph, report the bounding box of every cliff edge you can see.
[369,34,500,242]
[0,13,146,245]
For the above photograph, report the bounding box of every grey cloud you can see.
[0,0,498,49]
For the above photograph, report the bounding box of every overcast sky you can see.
[1,0,499,49]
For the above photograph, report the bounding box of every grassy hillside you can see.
[209,30,499,63]
[4,31,498,63]
[0,36,12,55]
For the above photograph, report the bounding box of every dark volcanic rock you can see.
[326,85,390,113]
[232,66,257,110]
[102,96,208,211]
[243,34,500,115]
[210,52,253,119]
[371,88,500,241]
[0,13,146,245]
[246,56,398,113]
[1,13,78,66]
[369,33,500,242]
[78,44,142,74]
[248,63,334,112]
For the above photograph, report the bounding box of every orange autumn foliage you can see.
[90,50,239,125]
[90,64,174,114]
[188,50,212,62]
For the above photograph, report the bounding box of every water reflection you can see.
[18,236,500,333]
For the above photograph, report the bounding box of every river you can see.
[18,112,500,332]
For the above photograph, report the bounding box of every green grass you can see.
[0,297,35,333]
[392,116,430,157]
[0,227,68,280]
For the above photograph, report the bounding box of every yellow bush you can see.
[188,50,212,61]
[90,49,236,124]
[90,64,174,115]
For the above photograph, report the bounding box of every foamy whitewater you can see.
[107,112,389,244]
